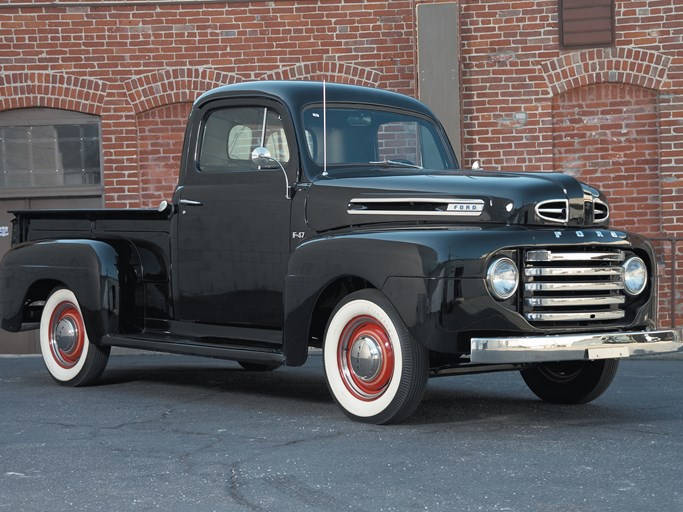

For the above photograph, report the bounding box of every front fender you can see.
[283,229,469,364]
[0,239,120,345]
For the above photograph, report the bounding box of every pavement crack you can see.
[229,463,267,512]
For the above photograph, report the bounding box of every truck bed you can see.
[12,208,171,245]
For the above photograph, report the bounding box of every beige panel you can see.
[417,2,462,164]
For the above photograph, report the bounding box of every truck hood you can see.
[305,171,609,233]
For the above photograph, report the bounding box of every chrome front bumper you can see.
[470,329,682,364]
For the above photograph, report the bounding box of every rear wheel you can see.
[323,289,428,424]
[520,359,619,404]
[39,288,110,386]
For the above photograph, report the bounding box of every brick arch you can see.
[259,62,381,86]
[542,47,672,96]
[0,72,108,115]
[123,68,243,114]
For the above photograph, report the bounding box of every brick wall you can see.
[1,0,681,326]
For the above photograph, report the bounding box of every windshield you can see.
[302,106,457,177]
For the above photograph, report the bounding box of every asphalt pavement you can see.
[1,351,681,512]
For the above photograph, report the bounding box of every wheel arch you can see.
[283,274,373,366]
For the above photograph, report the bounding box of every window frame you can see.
[196,104,293,174]
[0,108,103,199]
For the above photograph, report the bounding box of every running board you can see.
[102,334,286,366]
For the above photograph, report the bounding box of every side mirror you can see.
[157,200,174,215]
[251,147,292,199]
[251,146,278,170]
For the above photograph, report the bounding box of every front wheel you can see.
[323,289,428,424]
[520,359,619,404]
[39,288,110,386]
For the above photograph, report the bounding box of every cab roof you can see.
[194,80,435,118]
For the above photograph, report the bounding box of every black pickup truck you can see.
[1,81,680,423]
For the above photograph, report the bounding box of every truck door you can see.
[174,102,296,329]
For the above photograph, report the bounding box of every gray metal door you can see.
[417,2,462,164]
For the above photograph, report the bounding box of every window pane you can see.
[83,140,100,169]
[265,110,290,164]
[81,125,99,139]
[4,127,28,141]
[378,122,420,166]
[59,141,82,170]
[33,169,62,187]
[227,125,254,160]
[4,141,30,171]
[56,125,80,139]
[32,141,57,171]
[199,107,290,172]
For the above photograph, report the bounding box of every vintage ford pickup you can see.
[1,81,681,423]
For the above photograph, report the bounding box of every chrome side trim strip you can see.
[470,329,683,364]
[347,197,485,217]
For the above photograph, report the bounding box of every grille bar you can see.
[524,267,624,277]
[523,249,626,325]
[525,281,624,292]
[526,250,625,262]
[526,311,625,322]
[525,296,625,307]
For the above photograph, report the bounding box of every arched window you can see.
[0,108,101,190]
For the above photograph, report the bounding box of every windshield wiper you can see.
[369,159,423,169]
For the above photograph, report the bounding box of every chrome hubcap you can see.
[55,317,78,353]
[350,335,382,381]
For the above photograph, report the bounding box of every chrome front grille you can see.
[523,249,626,324]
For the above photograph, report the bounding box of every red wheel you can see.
[39,288,110,386]
[323,289,428,424]
[47,300,86,369]
[337,316,395,400]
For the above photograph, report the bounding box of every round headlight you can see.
[623,257,647,296]
[486,257,519,300]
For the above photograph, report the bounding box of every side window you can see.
[198,107,290,172]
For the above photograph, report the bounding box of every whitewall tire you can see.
[39,288,110,386]
[323,289,428,424]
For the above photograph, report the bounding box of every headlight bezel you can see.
[486,257,519,301]
[622,256,648,296]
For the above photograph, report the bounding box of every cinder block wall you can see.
[1,0,681,326]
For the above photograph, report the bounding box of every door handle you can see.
[179,199,203,206]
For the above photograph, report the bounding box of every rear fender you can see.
[0,240,121,345]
